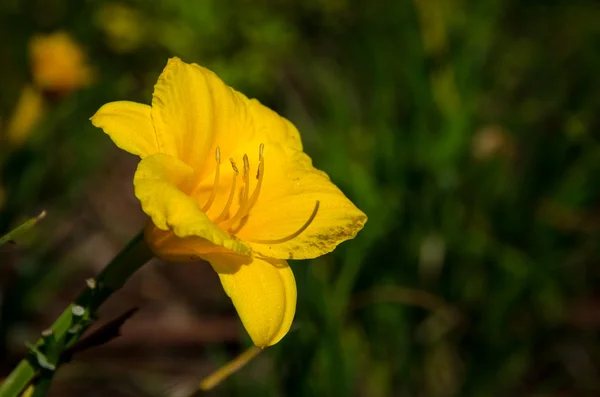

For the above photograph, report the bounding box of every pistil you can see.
[249,200,320,244]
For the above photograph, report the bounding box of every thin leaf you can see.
[0,210,46,246]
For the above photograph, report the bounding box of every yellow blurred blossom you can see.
[29,32,94,94]
[96,3,146,53]
[91,57,367,347]
[5,85,45,147]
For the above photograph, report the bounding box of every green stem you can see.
[0,230,154,397]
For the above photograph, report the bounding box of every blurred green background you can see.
[2,0,600,396]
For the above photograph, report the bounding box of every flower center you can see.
[201,144,319,244]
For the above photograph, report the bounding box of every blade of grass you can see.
[0,211,46,246]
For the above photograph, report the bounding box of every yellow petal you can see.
[135,153,251,257]
[237,149,367,260]
[244,96,303,152]
[150,57,302,178]
[6,85,45,148]
[144,222,239,261]
[91,101,158,158]
[204,253,296,348]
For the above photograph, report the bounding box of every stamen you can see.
[202,147,221,212]
[214,159,238,223]
[249,200,320,245]
[243,144,265,215]
[222,154,251,228]
[223,144,266,232]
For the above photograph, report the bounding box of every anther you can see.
[241,155,250,205]
[243,154,250,176]
[249,200,320,245]
[230,158,239,174]
[256,143,264,178]
[202,147,222,212]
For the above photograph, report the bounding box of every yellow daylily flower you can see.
[91,57,366,347]
[29,32,94,94]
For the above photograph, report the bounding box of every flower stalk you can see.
[0,230,153,397]
[198,345,262,392]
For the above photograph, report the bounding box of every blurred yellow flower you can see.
[5,85,44,147]
[91,57,366,347]
[29,32,93,94]
[95,3,146,53]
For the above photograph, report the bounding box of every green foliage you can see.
[2,0,600,395]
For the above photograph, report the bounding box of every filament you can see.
[244,143,265,215]
[249,200,320,245]
[214,159,238,223]
[202,147,221,212]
